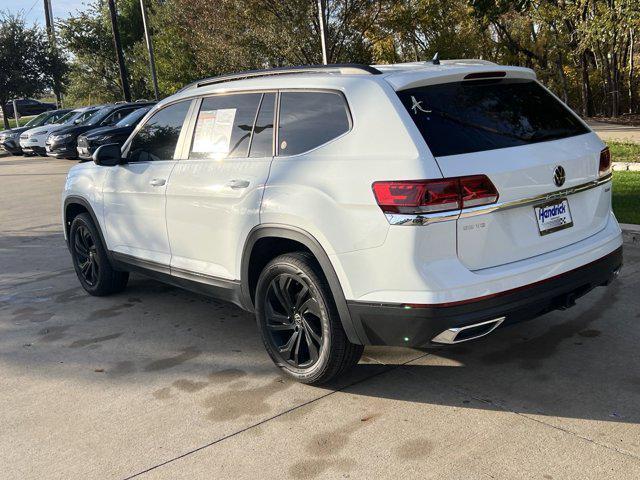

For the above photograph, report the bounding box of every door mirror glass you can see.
[93,143,123,166]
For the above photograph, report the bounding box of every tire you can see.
[255,252,364,385]
[69,213,129,296]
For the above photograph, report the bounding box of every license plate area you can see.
[534,198,573,236]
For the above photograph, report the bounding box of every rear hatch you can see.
[395,71,609,270]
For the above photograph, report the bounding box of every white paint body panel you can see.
[441,133,610,270]
[102,161,176,265]
[62,60,623,308]
[166,156,271,279]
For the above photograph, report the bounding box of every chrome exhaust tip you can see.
[431,317,505,345]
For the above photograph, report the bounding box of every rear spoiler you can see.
[386,66,536,91]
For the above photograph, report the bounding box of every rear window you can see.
[398,79,589,157]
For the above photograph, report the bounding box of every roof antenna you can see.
[432,52,440,65]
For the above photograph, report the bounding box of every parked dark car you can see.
[77,104,155,161]
[45,102,154,159]
[4,99,57,118]
[0,109,71,155]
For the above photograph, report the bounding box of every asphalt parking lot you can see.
[1,153,640,480]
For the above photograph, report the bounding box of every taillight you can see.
[372,175,498,215]
[459,175,499,208]
[599,147,611,177]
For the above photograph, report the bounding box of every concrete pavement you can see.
[587,119,640,143]
[1,154,640,480]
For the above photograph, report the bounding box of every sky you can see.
[3,0,87,26]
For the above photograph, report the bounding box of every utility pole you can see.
[12,100,20,127]
[107,0,132,102]
[140,0,159,100]
[43,0,63,107]
[317,0,328,65]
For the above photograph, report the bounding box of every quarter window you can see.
[128,101,190,162]
[277,92,350,156]
[189,93,262,159]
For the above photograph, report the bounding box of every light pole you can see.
[107,0,132,102]
[12,100,20,127]
[140,0,159,100]
[317,0,328,65]
[43,0,63,107]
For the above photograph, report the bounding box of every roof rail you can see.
[179,63,382,92]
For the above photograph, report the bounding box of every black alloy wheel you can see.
[73,225,99,286]
[255,252,364,385]
[69,213,129,296]
[264,273,325,368]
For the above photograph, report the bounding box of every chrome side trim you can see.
[431,317,505,344]
[460,173,612,219]
[170,265,240,288]
[385,174,612,226]
[110,251,240,288]
[385,210,460,226]
[111,251,170,275]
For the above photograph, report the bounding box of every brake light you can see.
[372,175,498,215]
[599,147,611,177]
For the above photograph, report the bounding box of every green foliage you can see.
[608,141,640,163]
[58,0,147,103]
[0,12,67,128]
[54,0,640,117]
[612,171,640,224]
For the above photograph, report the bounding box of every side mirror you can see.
[93,143,123,166]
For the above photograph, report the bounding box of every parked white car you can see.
[20,106,101,156]
[62,61,623,384]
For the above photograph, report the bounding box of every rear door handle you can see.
[226,179,250,189]
[150,178,166,187]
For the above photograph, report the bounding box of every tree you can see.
[0,12,65,129]
[58,0,147,104]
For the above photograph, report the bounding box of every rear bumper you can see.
[348,246,622,347]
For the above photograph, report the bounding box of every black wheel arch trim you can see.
[241,224,366,345]
[63,196,117,266]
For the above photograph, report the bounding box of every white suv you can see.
[62,61,623,384]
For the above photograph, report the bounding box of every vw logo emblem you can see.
[553,166,566,187]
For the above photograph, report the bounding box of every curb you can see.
[612,162,640,171]
[621,223,640,245]
[620,223,640,233]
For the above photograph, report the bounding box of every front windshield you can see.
[43,111,68,125]
[56,111,78,124]
[115,106,151,127]
[84,106,113,126]
[73,108,100,125]
[24,112,49,127]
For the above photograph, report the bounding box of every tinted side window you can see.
[249,93,275,158]
[278,92,350,156]
[189,93,262,159]
[128,101,190,162]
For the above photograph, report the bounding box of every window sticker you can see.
[191,108,237,157]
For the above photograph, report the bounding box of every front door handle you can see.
[150,178,166,187]
[226,179,250,189]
